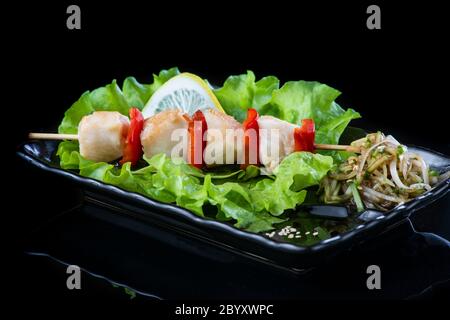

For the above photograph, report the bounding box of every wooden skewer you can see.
[315,143,361,153]
[28,133,361,153]
[28,133,78,140]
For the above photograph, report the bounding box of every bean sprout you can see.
[320,132,448,211]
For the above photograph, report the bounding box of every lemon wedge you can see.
[142,72,225,118]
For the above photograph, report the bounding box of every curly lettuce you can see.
[214,72,361,145]
[58,67,180,134]
[58,141,331,232]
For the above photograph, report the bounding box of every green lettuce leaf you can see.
[213,72,360,148]
[251,152,333,215]
[214,71,280,122]
[274,152,334,191]
[270,80,341,126]
[57,141,291,231]
[57,137,332,232]
[315,107,360,144]
[58,67,179,134]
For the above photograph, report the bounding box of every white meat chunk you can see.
[140,109,190,161]
[78,111,129,162]
[203,108,243,166]
[258,115,296,173]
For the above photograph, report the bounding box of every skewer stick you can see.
[28,133,78,140]
[315,143,360,153]
[28,133,361,153]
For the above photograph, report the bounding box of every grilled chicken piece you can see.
[257,115,296,173]
[78,111,129,162]
[140,109,190,161]
[203,108,243,166]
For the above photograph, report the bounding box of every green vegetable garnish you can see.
[429,169,439,177]
[397,145,406,155]
[214,71,360,151]
[350,182,365,213]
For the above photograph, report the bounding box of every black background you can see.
[6,0,450,312]
[8,1,450,148]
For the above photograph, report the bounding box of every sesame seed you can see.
[290,228,297,232]
[288,234,294,239]
[295,235,301,238]
[295,231,300,235]
[313,231,319,236]
[305,231,310,235]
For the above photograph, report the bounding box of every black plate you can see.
[17,138,450,270]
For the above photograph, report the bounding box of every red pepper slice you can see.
[188,110,208,169]
[294,118,315,152]
[120,108,144,166]
[241,108,260,169]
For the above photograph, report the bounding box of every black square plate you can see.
[17,136,450,270]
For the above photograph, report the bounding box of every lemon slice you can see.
[142,72,225,118]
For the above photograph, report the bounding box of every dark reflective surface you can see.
[358,210,385,222]
[19,193,450,300]
[306,205,349,219]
